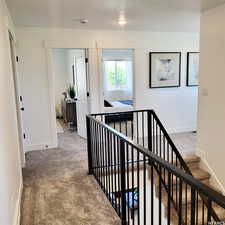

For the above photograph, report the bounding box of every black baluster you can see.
[137,151,140,225]
[167,172,171,225]
[147,110,152,152]
[143,155,146,225]
[159,165,162,225]
[120,139,127,225]
[151,159,154,225]
[191,188,196,225]
[131,146,135,225]
[207,199,212,224]
[113,134,118,212]
[178,178,183,225]
[126,143,130,225]
[86,116,93,175]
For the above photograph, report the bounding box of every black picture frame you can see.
[186,52,200,87]
[149,52,181,88]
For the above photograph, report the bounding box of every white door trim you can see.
[97,48,104,113]
[46,48,58,148]
[46,46,91,144]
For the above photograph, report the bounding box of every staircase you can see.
[179,155,209,184]
[156,154,225,224]
[87,109,225,225]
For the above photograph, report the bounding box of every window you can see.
[104,60,131,91]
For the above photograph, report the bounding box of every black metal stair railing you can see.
[86,109,225,225]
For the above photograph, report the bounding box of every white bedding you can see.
[104,101,133,113]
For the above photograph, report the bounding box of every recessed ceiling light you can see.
[80,18,88,24]
[118,18,127,26]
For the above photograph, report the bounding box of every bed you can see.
[104,100,134,123]
[104,100,133,112]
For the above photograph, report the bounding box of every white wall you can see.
[16,27,199,150]
[0,0,23,224]
[197,3,225,189]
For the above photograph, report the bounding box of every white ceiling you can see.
[6,0,225,32]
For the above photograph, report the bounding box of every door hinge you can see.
[87,92,90,97]
[20,96,23,102]
[85,58,88,63]
[23,133,26,139]
[16,56,19,62]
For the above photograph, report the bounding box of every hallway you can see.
[21,130,120,225]
[21,127,197,225]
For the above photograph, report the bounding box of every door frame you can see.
[8,31,26,166]
[46,46,90,145]
[99,48,136,112]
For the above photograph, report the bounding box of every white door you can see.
[9,33,26,166]
[75,53,88,138]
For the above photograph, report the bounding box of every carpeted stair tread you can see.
[177,183,222,205]
[172,155,200,169]
[182,155,200,165]
[184,203,225,224]
[190,168,210,182]
[148,152,224,224]
[162,187,223,213]
[153,168,210,193]
[206,184,223,194]
[159,168,210,185]
[214,204,225,221]
[210,203,225,221]
[155,184,225,224]
[183,155,200,163]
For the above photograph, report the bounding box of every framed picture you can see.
[187,52,199,86]
[149,52,181,88]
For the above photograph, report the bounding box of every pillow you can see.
[104,100,112,107]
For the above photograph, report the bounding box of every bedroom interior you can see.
[102,49,134,114]
[52,48,88,137]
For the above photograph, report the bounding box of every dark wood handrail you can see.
[150,110,193,175]
[87,112,225,210]
[149,110,220,221]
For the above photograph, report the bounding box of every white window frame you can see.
[104,59,131,91]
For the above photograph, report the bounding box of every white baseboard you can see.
[196,148,225,195]
[13,181,23,225]
[24,142,57,152]
[167,125,196,134]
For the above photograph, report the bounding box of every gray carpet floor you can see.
[20,130,121,225]
[21,118,197,225]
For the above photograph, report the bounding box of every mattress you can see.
[104,101,133,113]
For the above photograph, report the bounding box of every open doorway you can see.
[51,48,89,140]
[102,49,135,113]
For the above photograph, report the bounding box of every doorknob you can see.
[20,107,24,111]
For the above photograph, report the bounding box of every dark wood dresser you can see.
[61,99,77,128]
